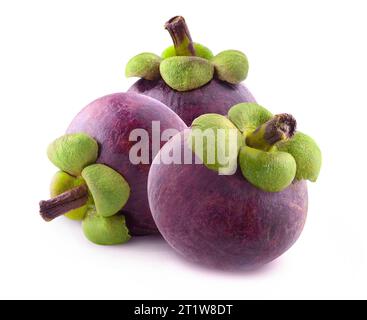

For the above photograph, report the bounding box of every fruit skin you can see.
[67,92,187,235]
[81,164,130,218]
[128,79,256,126]
[148,130,308,269]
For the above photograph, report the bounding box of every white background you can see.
[0,0,366,300]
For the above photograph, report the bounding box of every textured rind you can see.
[239,146,297,192]
[160,56,214,91]
[228,103,273,133]
[190,114,241,173]
[82,208,131,245]
[212,50,249,84]
[67,92,187,235]
[125,53,161,80]
[50,171,88,220]
[82,164,130,217]
[276,132,322,182]
[161,43,214,60]
[148,130,308,269]
[47,133,98,176]
[128,78,256,125]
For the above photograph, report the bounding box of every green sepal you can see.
[228,103,273,133]
[82,207,131,245]
[239,146,296,192]
[212,50,249,84]
[160,56,214,91]
[82,164,130,217]
[189,114,242,174]
[125,52,161,80]
[47,133,98,176]
[276,132,322,182]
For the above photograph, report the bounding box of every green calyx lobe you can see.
[125,16,250,91]
[81,164,130,218]
[228,103,273,133]
[47,133,98,176]
[211,50,249,84]
[276,132,322,182]
[160,56,214,91]
[189,103,322,192]
[239,147,297,192]
[82,208,131,246]
[40,133,131,245]
[189,114,242,175]
[125,53,161,80]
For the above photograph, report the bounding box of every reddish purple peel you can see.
[67,92,187,235]
[148,130,308,269]
[128,79,256,126]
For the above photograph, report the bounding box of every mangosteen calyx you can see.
[189,103,322,192]
[125,16,249,91]
[39,133,131,245]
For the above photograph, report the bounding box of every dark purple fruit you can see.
[128,79,255,125]
[128,78,255,126]
[40,92,186,237]
[148,131,308,269]
[148,103,321,269]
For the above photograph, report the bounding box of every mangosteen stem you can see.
[39,185,89,222]
[165,16,196,56]
[246,114,297,151]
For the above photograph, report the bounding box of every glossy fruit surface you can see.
[148,130,308,269]
[67,92,187,235]
[129,79,255,125]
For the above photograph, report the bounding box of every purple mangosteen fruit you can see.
[39,92,187,243]
[148,102,321,269]
[126,16,256,125]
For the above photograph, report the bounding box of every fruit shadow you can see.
[126,235,284,277]
[59,218,283,276]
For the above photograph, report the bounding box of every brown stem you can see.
[246,114,297,151]
[165,16,196,56]
[39,185,88,222]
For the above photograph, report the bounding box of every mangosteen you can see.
[39,92,187,243]
[148,102,321,269]
[126,16,256,125]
